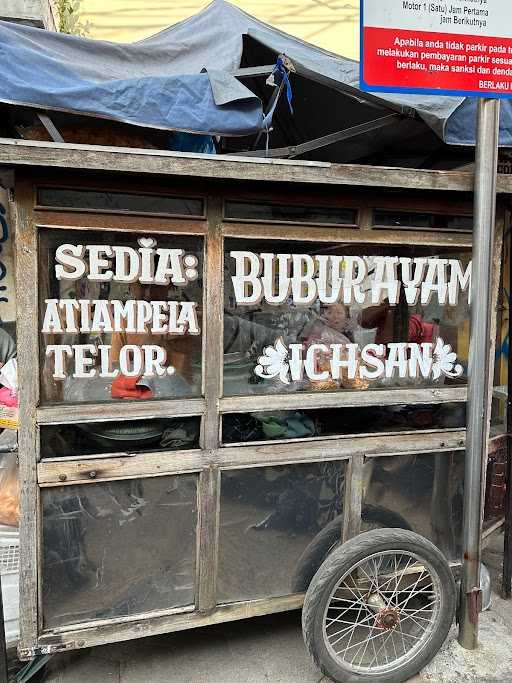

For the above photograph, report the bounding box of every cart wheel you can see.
[302,529,456,683]
[291,505,412,593]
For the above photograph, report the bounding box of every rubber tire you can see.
[291,505,412,593]
[302,528,457,683]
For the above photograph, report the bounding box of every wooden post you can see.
[197,197,224,612]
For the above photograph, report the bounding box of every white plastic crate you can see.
[0,526,19,646]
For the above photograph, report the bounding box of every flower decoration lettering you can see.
[253,338,464,384]
[255,338,291,384]
[431,338,463,380]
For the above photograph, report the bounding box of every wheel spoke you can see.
[327,617,377,629]
[398,596,437,612]
[396,568,428,611]
[401,612,429,632]
[334,626,390,657]
[322,547,444,675]
[329,599,365,649]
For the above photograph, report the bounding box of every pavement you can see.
[42,534,512,683]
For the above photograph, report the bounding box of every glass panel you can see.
[373,210,473,232]
[363,451,465,562]
[42,475,198,628]
[222,403,466,444]
[225,201,357,226]
[37,188,204,217]
[40,416,200,459]
[40,230,203,404]
[224,239,471,397]
[217,461,345,602]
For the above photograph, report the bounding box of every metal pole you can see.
[459,97,500,650]
[503,221,512,600]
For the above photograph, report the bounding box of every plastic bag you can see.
[0,453,19,527]
[0,358,18,429]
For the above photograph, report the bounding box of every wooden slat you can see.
[32,594,304,656]
[37,450,203,486]
[220,387,468,414]
[15,179,40,650]
[37,428,467,485]
[200,199,223,449]
[196,466,221,612]
[37,399,206,425]
[343,454,364,542]
[223,222,473,248]
[222,427,464,450]
[197,199,224,611]
[366,445,465,459]
[35,213,206,235]
[0,138,480,192]
[215,431,466,468]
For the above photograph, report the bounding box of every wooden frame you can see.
[10,159,505,658]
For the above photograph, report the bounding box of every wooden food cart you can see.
[1,140,509,681]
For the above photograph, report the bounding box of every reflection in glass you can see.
[222,403,466,444]
[373,210,473,232]
[37,188,204,217]
[223,239,471,396]
[41,416,200,458]
[217,462,345,602]
[40,230,204,404]
[362,451,465,561]
[42,475,198,628]
[224,201,357,226]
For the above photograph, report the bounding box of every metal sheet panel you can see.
[363,451,465,561]
[217,461,345,602]
[42,474,198,628]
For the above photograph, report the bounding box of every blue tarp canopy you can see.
[1,0,511,150]
[0,16,264,137]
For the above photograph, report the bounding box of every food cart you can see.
[0,140,507,682]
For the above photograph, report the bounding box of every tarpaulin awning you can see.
[135,0,512,148]
[0,18,264,136]
[1,0,511,149]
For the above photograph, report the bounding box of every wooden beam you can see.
[216,431,466,468]
[15,179,40,651]
[36,429,467,485]
[37,450,203,486]
[196,466,221,612]
[343,454,364,542]
[197,199,224,612]
[37,398,206,425]
[223,222,473,247]
[32,594,304,657]
[220,387,468,414]
[0,138,480,193]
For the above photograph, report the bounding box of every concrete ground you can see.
[43,534,512,683]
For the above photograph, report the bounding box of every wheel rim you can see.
[321,549,443,676]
